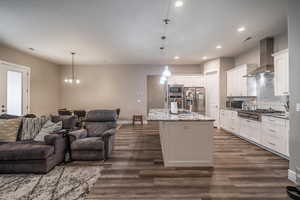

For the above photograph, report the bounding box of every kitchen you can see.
[220,36,290,159]
[147,33,290,168]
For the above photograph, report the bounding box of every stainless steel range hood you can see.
[245,37,274,77]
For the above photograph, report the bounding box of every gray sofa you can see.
[0,133,66,174]
[69,110,117,161]
[0,115,76,174]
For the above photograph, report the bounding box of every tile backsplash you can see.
[228,72,288,112]
[255,73,287,111]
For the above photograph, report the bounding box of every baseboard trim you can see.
[288,169,297,183]
[117,120,148,125]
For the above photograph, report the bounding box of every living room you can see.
[1,0,300,199]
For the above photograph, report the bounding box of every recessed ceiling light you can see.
[202,56,208,60]
[216,45,222,49]
[237,26,246,32]
[175,0,183,7]
[174,56,180,60]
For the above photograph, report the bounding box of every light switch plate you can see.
[296,103,300,112]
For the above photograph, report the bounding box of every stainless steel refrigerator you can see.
[183,87,205,114]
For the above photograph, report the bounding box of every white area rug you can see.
[0,165,102,200]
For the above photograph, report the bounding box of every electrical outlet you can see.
[296,103,300,112]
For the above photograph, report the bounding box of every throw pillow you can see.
[0,118,22,142]
[34,120,62,142]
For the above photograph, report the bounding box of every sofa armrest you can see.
[68,129,88,143]
[102,128,116,138]
[44,134,63,146]
[52,129,68,135]
[44,133,66,164]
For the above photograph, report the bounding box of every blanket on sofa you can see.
[19,116,50,140]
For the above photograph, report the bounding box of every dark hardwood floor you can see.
[86,122,292,200]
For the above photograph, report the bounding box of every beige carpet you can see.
[0,164,102,200]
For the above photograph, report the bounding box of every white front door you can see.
[0,62,30,116]
[205,71,219,127]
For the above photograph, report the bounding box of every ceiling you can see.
[0,0,287,65]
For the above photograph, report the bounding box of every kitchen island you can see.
[148,109,215,167]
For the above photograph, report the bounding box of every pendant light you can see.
[64,52,80,84]
[163,65,171,77]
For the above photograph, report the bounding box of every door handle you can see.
[1,105,4,108]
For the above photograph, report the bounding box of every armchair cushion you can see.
[71,137,104,151]
[69,129,87,140]
[86,122,117,137]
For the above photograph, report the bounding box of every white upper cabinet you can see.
[226,64,257,97]
[168,75,204,87]
[273,49,289,96]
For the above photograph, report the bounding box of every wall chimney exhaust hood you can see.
[244,37,274,77]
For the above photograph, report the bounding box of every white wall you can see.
[59,64,202,120]
[288,0,300,180]
[0,44,61,116]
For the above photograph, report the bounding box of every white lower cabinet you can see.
[220,109,289,158]
[261,116,289,156]
[239,118,261,144]
[220,109,239,133]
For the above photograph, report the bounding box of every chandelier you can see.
[64,52,80,84]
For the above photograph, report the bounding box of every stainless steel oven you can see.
[231,101,244,109]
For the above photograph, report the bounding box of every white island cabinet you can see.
[148,109,215,167]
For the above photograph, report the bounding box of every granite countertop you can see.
[147,109,215,121]
[222,107,289,120]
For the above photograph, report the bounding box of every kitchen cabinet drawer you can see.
[262,116,286,126]
[262,116,289,156]
[239,119,261,143]
[262,123,281,136]
[262,131,285,154]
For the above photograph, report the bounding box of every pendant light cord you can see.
[71,52,75,80]
[160,0,173,64]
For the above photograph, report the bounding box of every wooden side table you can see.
[132,115,143,125]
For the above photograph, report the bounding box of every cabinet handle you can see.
[268,142,276,146]
[269,129,276,133]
